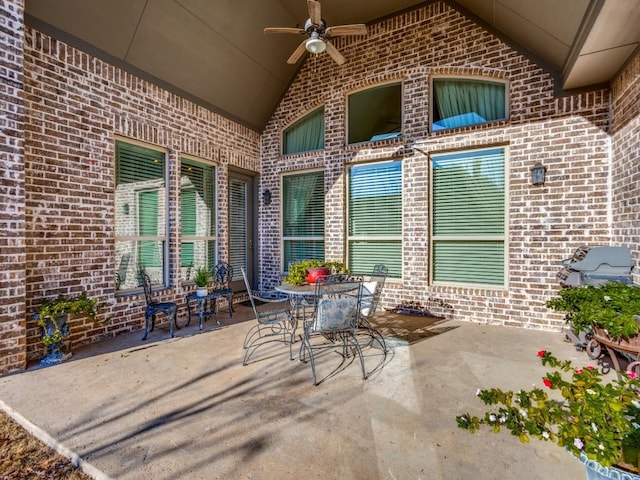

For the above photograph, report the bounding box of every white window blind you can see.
[180,158,216,282]
[348,160,402,277]
[282,171,325,267]
[115,140,166,288]
[431,147,506,286]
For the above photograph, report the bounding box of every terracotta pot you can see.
[305,267,331,284]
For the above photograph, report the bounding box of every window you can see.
[431,147,506,286]
[283,107,324,155]
[282,171,325,268]
[348,83,402,144]
[115,140,167,289]
[348,160,402,278]
[180,158,216,282]
[432,78,507,131]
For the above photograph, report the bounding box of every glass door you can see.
[228,170,254,292]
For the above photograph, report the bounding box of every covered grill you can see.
[557,245,634,287]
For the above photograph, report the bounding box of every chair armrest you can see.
[253,290,289,303]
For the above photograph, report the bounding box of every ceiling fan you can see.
[264,0,367,65]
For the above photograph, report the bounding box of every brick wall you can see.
[611,50,640,282]
[1,27,261,372]
[0,0,26,374]
[260,1,618,329]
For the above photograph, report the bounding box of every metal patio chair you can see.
[358,264,388,351]
[300,273,366,386]
[241,267,295,365]
[140,272,178,340]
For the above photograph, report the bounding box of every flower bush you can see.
[546,283,640,340]
[456,350,640,473]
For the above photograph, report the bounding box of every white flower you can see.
[604,295,611,301]
[591,423,598,432]
[599,444,605,451]
[499,414,507,423]
[574,438,584,450]
[542,431,550,439]
[476,388,481,396]
[519,409,528,418]
[489,414,496,422]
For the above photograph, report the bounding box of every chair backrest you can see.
[140,272,154,306]
[213,262,233,287]
[240,267,260,317]
[361,264,388,319]
[312,274,363,332]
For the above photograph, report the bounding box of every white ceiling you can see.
[24,0,640,132]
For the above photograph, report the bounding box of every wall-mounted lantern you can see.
[262,189,272,205]
[530,163,547,186]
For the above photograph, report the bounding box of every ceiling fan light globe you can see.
[305,37,326,54]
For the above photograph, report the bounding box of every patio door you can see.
[228,170,255,292]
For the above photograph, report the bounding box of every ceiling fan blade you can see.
[287,40,308,64]
[325,24,367,37]
[307,0,322,27]
[325,40,345,65]
[264,27,305,35]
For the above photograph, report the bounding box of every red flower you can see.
[543,378,553,388]
[537,350,546,357]
[576,368,583,374]
[586,366,595,370]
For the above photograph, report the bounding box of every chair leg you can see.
[142,312,151,340]
[169,306,176,338]
[186,299,193,327]
[227,293,234,317]
[348,333,367,380]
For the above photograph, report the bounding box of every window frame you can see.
[281,169,325,271]
[346,81,403,146]
[179,155,217,283]
[346,159,403,279]
[115,137,169,290]
[430,76,509,133]
[430,146,508,288]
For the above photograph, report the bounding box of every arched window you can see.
[282,106,324,155]
[432,78,507,131]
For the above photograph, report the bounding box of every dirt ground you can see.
[0,410,92,480]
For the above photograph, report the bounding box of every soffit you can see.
[24,0,640,132]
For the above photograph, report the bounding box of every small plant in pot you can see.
[193,266,211,296]
[284,259,348,286]
[456,350,640,478]
[546,282,640,341]
[35,291,99,366]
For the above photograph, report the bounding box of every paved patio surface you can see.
[0,304,595,479]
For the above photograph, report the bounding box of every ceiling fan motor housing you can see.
[304,18,326,36]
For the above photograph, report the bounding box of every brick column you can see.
[0,0,27,374]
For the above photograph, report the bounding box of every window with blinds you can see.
[180,158,216,282]
[431,147,506,286]
[115,140,166,289]
[282,171,325,268]
[348,160,402,278]
[283,106,325,155]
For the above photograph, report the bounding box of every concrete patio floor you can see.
[0,304,595,479]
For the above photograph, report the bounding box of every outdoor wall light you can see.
[122,203,130,215]
[530,163,547,186]
[262,189,272,205]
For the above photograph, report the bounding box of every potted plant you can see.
[193,266,211,297]
[35,291,99,366]
[546,283,640,341]
[456,350,640,479]
[284,259,348,286]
